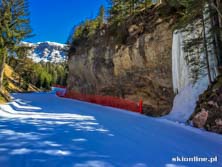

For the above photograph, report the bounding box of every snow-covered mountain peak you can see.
[21,41,69,63]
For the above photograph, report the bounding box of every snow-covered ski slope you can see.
[0,90,221,167]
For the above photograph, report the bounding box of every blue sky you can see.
[25,0,108,44]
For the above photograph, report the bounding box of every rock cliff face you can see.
[67,16,174,116]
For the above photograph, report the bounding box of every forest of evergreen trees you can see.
[8,55,68,90]
[0,0,68,92]
[70,0,156,43]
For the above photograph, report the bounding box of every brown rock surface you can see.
[190,76,222,134]
[67,11,174,116]
[192,109,208,128]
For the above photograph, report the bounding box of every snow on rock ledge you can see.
[21,41,69,63]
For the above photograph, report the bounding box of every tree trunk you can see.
[130,0,135,15]
[209,0,222,71]
[202,12,213,84]
[145,0,148,8]
[130,1,132,15]
[0,49,7,90]
[218,0,222,27]
[212,0,222,20]
[216,0,222,70]
[208,0,222,70]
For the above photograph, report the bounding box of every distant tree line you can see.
[72,5,105,43]
[69,0,157,44]
[108,0,154,24]
[8,54,68,90]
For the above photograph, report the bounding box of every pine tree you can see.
[108,0,154,24]
[108,0,126,24]
[97,5,105,28]
[0,0,32,89]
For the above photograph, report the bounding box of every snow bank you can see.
[164,76,209,122]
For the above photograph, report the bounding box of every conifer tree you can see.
[0,0,32,89]
[97,5,105,28]
[108,0,126,24]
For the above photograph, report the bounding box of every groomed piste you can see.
[0,90,221,167]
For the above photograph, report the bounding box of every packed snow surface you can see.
[0,89,221,167]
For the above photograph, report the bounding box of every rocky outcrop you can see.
[192,109,209,128]
[190,76,222,134]
[67,10,175,116]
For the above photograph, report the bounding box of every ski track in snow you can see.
[0,89,222,167]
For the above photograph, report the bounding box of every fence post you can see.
[139,99,143,114]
